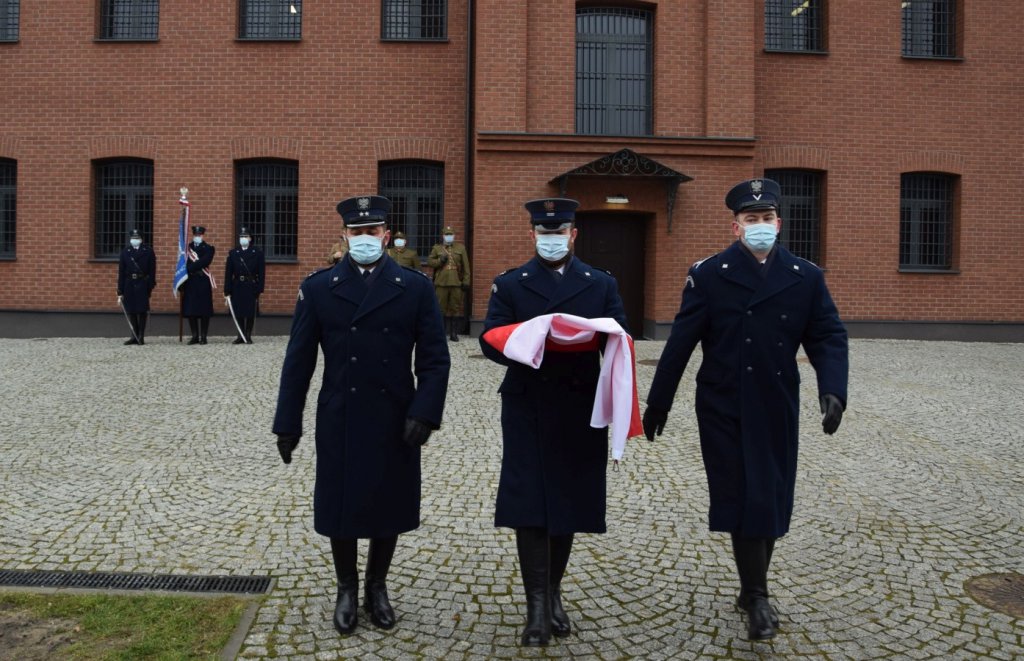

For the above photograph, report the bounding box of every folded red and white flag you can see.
[482,313,642,460]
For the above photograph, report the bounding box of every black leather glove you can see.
[276,434,300,464]
[403,418,433,448]
[438,252,448,263]
[820,394,844,435]
[642,407,668,441]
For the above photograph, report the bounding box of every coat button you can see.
[776,370,782,376]
[350,387,357,393]
[382,359,389,366]
[746,310,753,316]
[383,327,389,333]
[745,338,752,344]
[780,314,788,320]
[778,342,783,347]
[350,356,357,363]
[380,388,386,393]
[350,326,357,332]
[746,366,753,373]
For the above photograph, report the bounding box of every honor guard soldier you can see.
[428,226,471,341]
[327,239,347,265]
[480,198,628,646]
[643,178,849,641]
[181,225,216,344]
[224,227,265,344]
[273,194,451,636]
[117,229,156,345]
[387,231,420,271]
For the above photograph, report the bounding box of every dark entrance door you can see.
[572,212,646,337]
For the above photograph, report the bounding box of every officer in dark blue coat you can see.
[272,195,450,636]
[480,198,627,647]
[223,227,265,344]
[643,178,848,641]
[180,225,216,344]
[117,229,156,345]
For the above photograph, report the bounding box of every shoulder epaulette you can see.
[402,266,430,278]
[691,253,718,270]
[795,256,821,270]
[304,266,331,280]
[497,267,517,277]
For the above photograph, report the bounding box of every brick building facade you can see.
[2,1,1021,339]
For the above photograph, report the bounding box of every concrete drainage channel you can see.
[0,569,274,660]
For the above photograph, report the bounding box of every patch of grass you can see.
[0,591,252,660]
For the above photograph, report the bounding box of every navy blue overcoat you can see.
[646,242,848,538]
[224,246,265,317]
[480,256,627,536]
[181,241,216,317]
[273,255,451,538]
[117,244,156,313]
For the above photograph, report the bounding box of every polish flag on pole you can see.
[482,313,642,461]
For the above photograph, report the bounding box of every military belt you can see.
[237,275,259,282]
[130,273,148,280]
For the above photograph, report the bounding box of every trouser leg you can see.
[330,537,359,635]
[243,317,254,343]
[549,533,574,637]
[199,316,210,344]
[731,534,777,640]
[137,313,147,344]
[187,317,199,344]
[364,535,398,629]
[515,527,551,646]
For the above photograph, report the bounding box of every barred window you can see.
[1,0,20,42]
[766,169,823,264]
[382,0,447,41]
[235,161,298,261]
[765,0,825,52]
[900,173,955,270]
[902,0,956,58]
[576,7,653,136]
[0,159,15,258]
[98,0,159,41]
[94,160,154,259]
[379,162,444,259]
[239,0,302,40]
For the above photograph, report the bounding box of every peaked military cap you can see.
[337,195,391,227]
[393,231,406,239]
[239,226,252,237]
[191,225,206,235]
[442,226,455,235]
[725,178,781,213]
[129,229,142,239]
[524,198,579,230]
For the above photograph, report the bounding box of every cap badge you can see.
[357,197,370,210]
[750,180,763,193]
[543,200,555,211]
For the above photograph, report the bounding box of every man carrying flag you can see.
[478,197,628,647]
[180,224,216,345]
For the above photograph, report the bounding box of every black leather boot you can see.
[137,313,146,345]
[244,317,255,344]
[364,536,398,629]
[187,317,200,344]
[549,533,573,637]
[199,316,210,344]
[732,535,777,640]
[331,538,359,635]
[516,527,551,646]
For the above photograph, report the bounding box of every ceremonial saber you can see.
[225,295,247,343]
[118,298,140,344]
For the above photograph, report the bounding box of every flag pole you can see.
[174,187,190,342]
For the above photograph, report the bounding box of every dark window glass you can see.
[766,169,823,264]
[379,162,444,259]
[99,0,159,40]
[0,158,15,258]
[235,161,298,260]
[1,0,20,41]
[382,0,447,40]
[900,173,954,269]
[239,0,302,40]
[902,0,956,57]
[95,160,154,259]
[576,7,653,136]
[765,0,824,51]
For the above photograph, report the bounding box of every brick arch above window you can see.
[760,145,830,172]
[0,135,23,159]
[374,138,450,163]
[87,136,158,161]
[231,137,303,162]
[897,150,964,176]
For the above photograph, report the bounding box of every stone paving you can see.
[0,334,1022,660]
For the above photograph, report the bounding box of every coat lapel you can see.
[329,259,366,307]
[717,242,763,294]
[749,247,804,306]
[544,257,596,313]
[351,256,405,322]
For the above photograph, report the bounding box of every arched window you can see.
[94,159,154,259]
[235,160,299,261]
[378,161,444,257]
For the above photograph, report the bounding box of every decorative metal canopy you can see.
[550,148,693,232]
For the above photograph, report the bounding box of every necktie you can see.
[363,269,371,279]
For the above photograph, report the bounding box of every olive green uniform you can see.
[428,242,471,340]
[388,247,421,271]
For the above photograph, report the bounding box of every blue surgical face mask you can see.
[347,234,385,265]
[394,239,406,248]
[536,234,570,262]
[239,237,250,248]
[742,223,777,252]
[192,236,203,246]
[443,234,455,245]
[130,239,142,248]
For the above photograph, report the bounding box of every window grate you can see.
[239,0,302,40]
[94,160,154,259]
[0,0,19,41]
[0,159,14,258]
[382,0,447,40]
[902,0,956,57]
[235,161,299,261]
[900,173,954,269]
[99,0,159,40]
[576,7,653,136]
[766,169,822,264]
[0,569,272,594]
[379,162,444,260]
[765,0,824,52]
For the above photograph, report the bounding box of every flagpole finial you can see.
[179,187,188,200]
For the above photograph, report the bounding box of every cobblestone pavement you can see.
[0,335,1021,660]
